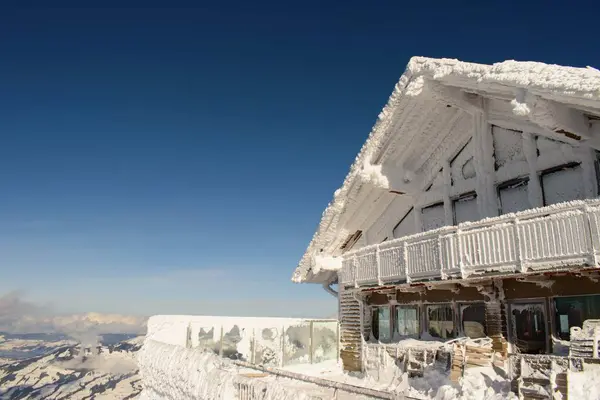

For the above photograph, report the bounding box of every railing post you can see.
[375,246,382,285]
[514,217,524,273]
[353,256,358,288]
[457,227,465,279]
[584,205,599,267]
[403,241,410,283]
[438,235,446,280]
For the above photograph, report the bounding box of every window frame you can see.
[540,162,583,206]
[425,303,457,340]
[452,192,478,225]
[393,304,420,339]
[392,207,415,239]
[551,294,600,342]
[420,202,445,232]
[507,298,550,355]
[370,305,393,343]
[458,301,487,339]
[496,177,529,215]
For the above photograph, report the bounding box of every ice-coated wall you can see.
[147,315,338,367]
[138,339,337,400]
[139,316,340,400]
[365,120,597,246]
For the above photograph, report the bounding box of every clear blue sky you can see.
[0,1,597,318]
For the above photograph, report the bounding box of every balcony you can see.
[339,199,600,288]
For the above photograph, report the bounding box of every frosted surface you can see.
[499,181,530,214]
[542,166,584,205]
[453,195,478,224]
[421,203,445,231]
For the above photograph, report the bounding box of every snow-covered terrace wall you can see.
[139,316,340,400]
[146,315,339,367]
[340,199,600,287]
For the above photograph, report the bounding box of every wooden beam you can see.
[518,95,590,140]
[426,82,483,114]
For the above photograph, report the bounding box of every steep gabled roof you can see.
[293,56,600,284]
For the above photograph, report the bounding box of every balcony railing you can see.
[339,199,600,287]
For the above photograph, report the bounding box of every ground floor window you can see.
[460,303,487,339]
[371,306,391,342]
[510,302,547,354]
[395,306,419,337]
[427,304,456,339]
[554,295,600,341]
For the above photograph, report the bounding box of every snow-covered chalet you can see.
[292,57,600,382]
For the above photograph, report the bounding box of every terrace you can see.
[339,199,600,288]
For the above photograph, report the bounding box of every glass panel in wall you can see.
[554,295,600,341]
[542,165,585,206]
[393,208,415,239]
[427,304,456,339]
[371,306,391,342]
[499,179,529,214]
[460,303,487,339]
[453,193,478,224]
[510,302,547,354]
[395,306,419,337]
[421,203,445,231]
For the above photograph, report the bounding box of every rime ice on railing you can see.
[340,199,600,287]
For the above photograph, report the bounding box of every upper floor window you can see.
[393,208,415,239]
[421,202,445,231]
[541,163,584,206]
[453,192,478,224]
[498,178,529,215]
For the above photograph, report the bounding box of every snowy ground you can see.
[283,359,516,400]
[0,336,143,399]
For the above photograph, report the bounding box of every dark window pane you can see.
[554,295,600,341]
[372,307,391,342]
[427,305,456,339]
[378,307,391,342]
[511,303,547,354]
[461,303,487,339]
[371,308,379,341]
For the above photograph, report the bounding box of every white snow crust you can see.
[138,339,336,400]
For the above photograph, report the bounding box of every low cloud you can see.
[0,291,147,343]
[56,353,138,374]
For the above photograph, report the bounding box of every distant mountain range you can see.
[0,334,143,399]
[2,312,147,337]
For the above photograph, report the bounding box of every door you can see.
[509,301,548,354]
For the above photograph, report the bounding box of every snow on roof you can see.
[293,56,600,284]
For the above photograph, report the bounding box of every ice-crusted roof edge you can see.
[292,56,600,284]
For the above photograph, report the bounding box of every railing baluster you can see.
[339,200,600,288]
[514,217,523,272]
[375,246,382,285]
[403,241,410,283]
